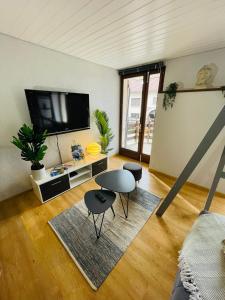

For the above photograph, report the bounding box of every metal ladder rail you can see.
[204,146,225,211]
[156,105,225,217]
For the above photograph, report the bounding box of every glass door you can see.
[120,74,145,160]
[140,72,160,163]
[120,71,162,163]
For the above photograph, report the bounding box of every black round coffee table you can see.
[84,189,116,239]
[95,170,135,218]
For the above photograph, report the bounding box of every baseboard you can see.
[0,188,33,203]
[149,168,225,198]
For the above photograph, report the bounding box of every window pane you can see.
[121,76,143,152]
[143,73,160,155]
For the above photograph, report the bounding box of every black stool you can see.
[123,163,142,186]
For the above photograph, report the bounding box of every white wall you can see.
[150,48,225,193]
[0,33,119,201]
[164,48,225,88]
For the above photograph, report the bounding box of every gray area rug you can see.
[49,187,160,290]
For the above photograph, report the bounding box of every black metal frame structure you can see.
[92,212,105,239]
[89,206,116,239]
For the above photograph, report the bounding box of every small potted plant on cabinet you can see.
[11,124,48,180]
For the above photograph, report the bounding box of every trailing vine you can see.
[221,86,225,97]
[163,82,178,110]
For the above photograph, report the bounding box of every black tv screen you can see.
[25,89,90,135]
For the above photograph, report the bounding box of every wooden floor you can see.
[0,155,225,300]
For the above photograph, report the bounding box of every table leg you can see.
[111,205,115,217]
[119,193,129,219]
[127,193,129,217]
[92,212,105,239]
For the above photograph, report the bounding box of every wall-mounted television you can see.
[25,89,90,135]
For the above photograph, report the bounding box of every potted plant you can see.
[163,82,178,110]
[11,124,48,180]
[94,109,114,154]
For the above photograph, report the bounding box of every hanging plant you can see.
[221,86,225,97]
[163,82,178,110]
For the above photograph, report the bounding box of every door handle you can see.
[51,180,62,186]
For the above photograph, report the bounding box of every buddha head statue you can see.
[195,63,217,89]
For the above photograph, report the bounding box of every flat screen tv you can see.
[25,89,90,135]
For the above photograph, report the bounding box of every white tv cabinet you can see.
[30,154,107,203]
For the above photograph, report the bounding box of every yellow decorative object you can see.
[86,142,101,155]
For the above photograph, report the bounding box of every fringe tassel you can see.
[178,251,203,300]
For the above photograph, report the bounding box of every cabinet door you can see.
[40,175,70,202]
[92,158,107,176]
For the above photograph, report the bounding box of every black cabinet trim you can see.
[92,158,107,177]
[40,174,70,202]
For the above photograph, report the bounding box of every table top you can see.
[95,169,135,193]
[84,189,116,214]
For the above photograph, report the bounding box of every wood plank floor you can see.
[0,155,225,300]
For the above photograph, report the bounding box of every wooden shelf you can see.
[159,87,224,94]
[69,168,91,181]
[69,174,92,189]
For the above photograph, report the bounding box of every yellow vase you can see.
[86,142,101,155]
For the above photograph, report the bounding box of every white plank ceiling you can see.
[0,0,225,69]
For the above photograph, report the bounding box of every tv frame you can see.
[25,89,91,136]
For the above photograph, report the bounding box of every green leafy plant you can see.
[11,124,48,170]
[163,82,178,110]
[94,109,114,154]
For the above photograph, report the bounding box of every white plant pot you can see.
[31,166,46,181]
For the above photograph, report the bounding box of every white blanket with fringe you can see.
[179,212,225,300]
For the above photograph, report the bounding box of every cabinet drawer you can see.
[40,175,70,202]
[92,158,107,176]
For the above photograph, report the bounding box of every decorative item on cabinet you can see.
[11,123,48,180]
[71,143,84,160]
[86,142,101,155]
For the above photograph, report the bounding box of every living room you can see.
[1,1,225,300]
